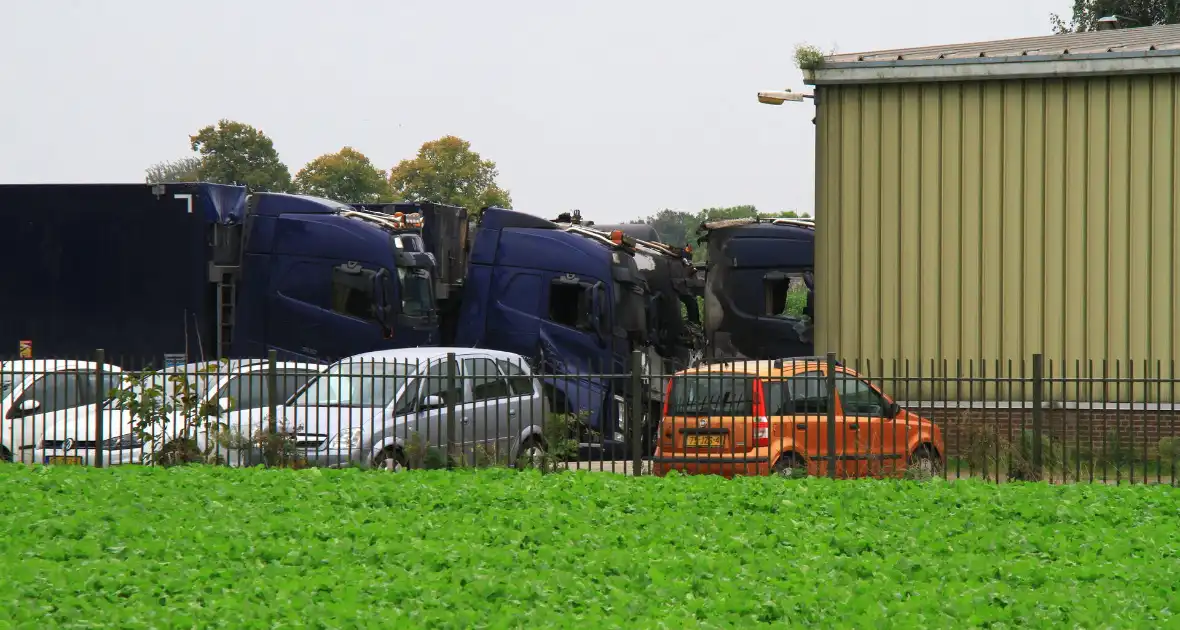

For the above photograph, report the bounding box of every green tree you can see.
[638,209,698,250]
[144,156,201,184]
[388,135,511,214]
[189,119,292,192]
[293,147,392,203]
[1051,0,1180,32]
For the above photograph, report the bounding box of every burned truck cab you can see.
[696,217,815,360]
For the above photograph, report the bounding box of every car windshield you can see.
[112,372,219,405]
[291,361,418,408]
[397,267,434,318]
[666,373,757,416]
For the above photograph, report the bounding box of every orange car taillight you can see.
[752,379,769,446]
[754,419,770,447]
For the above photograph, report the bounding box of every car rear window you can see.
[666,374,757,416]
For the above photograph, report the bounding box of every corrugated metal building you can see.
[805,25,1180,401]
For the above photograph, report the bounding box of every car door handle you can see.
[795,423,807,430]
[849,423,860,431]
[508,408,517,416]
[460,416,470,424]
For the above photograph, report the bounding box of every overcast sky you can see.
[2,0,1067,222]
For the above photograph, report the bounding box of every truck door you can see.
[538,274,611,428]
[265,259,396,361]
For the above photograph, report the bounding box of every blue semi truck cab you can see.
[227,191,441,362]
[450,207,703,454]
[696,216,816,361]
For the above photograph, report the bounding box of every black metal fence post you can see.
[630,350,644,477]
[1032,353,1045,479]
[826,352,837,479]
[445,352,457,469]
[267,350,278,436]
[94,348,105,469]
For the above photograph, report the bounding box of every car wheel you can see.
[773,454,805,478]
[372,447,406,472]
[908,446,942,479]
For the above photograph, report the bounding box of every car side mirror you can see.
[887,401,901,418]
[9,399,41,419]
[217,397,233,414]
[420,395,444,410]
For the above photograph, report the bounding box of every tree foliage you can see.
[144,156,201,184]
[189,119,292,192]
[293,147,392,203]
[388,136,511,214]
[1051,0,1180,32]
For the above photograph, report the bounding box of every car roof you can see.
[340,347,530,365]
[0,360,123,372]
[162,360,324,375]
[679,357,835,378]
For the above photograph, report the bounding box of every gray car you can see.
[223,347,550,469]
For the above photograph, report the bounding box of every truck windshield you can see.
[397,267,434,317]
[291,361,418,408]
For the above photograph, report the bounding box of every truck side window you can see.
[763,270,812,319]
[548,280,593,331]
[331,265,377,321]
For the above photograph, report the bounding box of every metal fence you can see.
[2,350,1178,485]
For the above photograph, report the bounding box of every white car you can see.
[1,360,125,463]
[222,347,550,469]
[32,359,323,467]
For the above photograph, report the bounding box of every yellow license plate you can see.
[685,434,724,448]
[46,456,83,466]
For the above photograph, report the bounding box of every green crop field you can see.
[1,466,1177,628]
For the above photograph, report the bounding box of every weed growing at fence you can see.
[1,466,1176,627]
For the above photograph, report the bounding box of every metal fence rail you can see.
[2,350,1178,484]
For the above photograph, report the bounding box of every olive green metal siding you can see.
[814,76,1180,401]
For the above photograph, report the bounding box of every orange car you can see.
[651,358,945,479]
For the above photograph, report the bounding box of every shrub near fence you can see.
[3,350,1179,484]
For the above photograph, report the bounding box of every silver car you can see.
[224,347,550,469]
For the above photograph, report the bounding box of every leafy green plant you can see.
[108,363,224,466]
[793,43,825,70]
[517,411,582,473]
[403,431,449,470]
[2,466,1179,627]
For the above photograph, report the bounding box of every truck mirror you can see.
[420,395,444,410]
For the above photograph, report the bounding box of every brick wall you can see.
[909,407,1180,460]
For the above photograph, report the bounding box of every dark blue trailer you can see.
[0,183,443,367]
[0,183,240,366]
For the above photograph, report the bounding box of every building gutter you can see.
[804,49,1180,85]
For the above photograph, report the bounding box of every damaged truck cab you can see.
[453,208,703,455]
[695,217,815,361]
